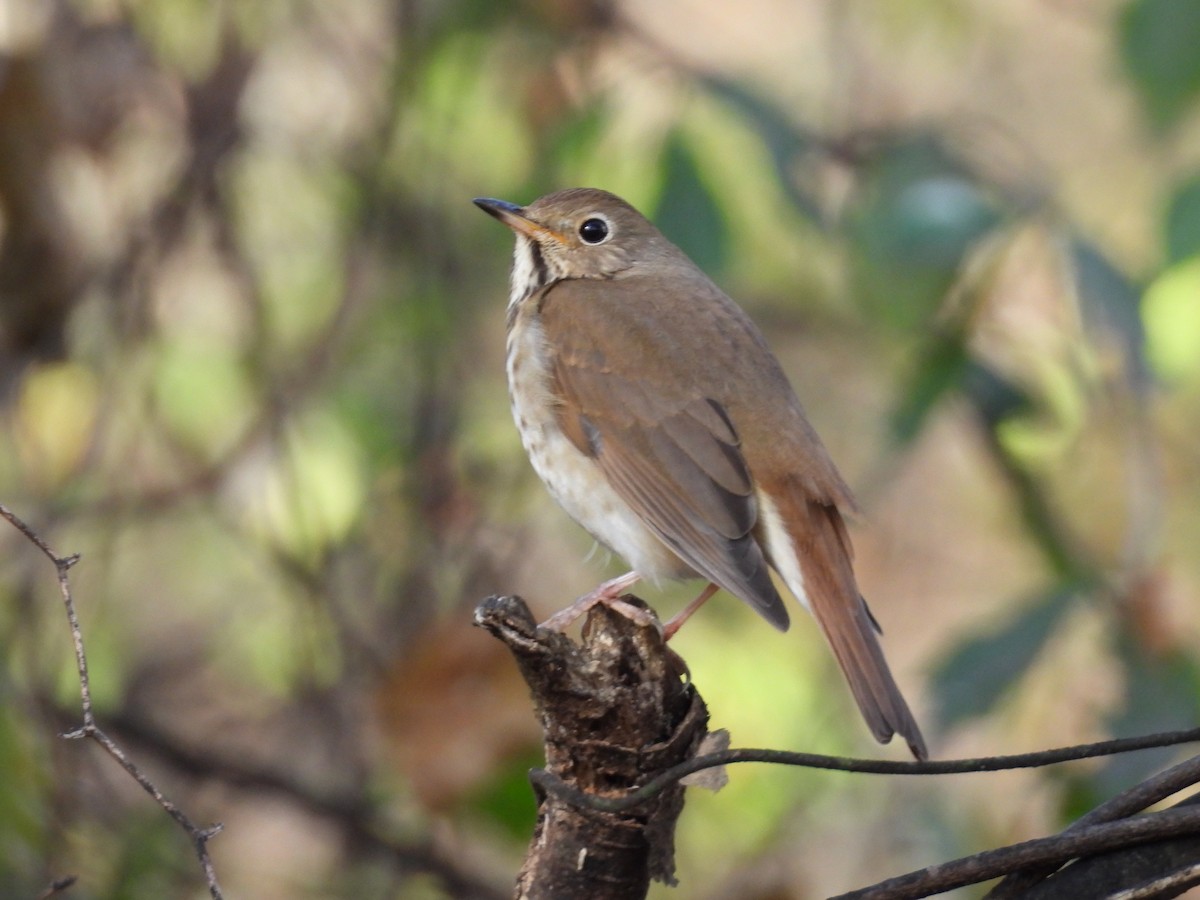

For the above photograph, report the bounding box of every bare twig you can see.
[101,707,508,900]
[988,754,1200,896]
[530,727,1200,814]
[1107,861,1200,900]
[831,806,1200,900]
[36,876,77,899]
[523,677,1200,899]
[0,503,226,899]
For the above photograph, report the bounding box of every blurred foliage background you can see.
[1,0,1199,897]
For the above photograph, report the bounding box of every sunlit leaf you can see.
[1119,0,1200,131]
[390,32,533,198]
[993,359,1087,466]
[231,154,351,354]
[654,132,729,274]
[130,0,223,79]
[1143,256,1200,381]
[14,361,100,490]
[247,411,367,561]
[930,586,1077,729]
[154,339,255,460]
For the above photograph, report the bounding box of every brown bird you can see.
[475,188,927,759]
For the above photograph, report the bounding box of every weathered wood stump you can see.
[475,594,711,900]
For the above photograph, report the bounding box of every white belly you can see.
[505,313,688,582]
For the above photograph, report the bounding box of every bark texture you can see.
[475,594,709,900]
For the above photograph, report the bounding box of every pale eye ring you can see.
[578,216,610,244]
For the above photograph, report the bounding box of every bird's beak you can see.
[474,197,567,244]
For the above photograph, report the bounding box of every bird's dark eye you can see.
[578,217,609,244]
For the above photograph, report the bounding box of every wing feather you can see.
[541,278,789,629]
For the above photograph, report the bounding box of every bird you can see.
[474,187,927,759]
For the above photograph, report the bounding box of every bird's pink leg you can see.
[662,583,721,640]
[539,571,655,632]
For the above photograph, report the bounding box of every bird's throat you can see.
[508,237,551,310]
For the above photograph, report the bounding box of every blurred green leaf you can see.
[963,360,1033,430]
[0,695,46,884]
[1143,256,1200,381]
[1119,0,1200,131]
[931,586,1077,730]
[891,342,1031,450]
[1054,770,1107,826]
[130,0,223,79]
[232,154,353,355]
[1070,237,1149,389]
[463,750,541,842]
[548,103,608,178]
[1166,174,1200,263]
[848,137,1001,330]
[154,340,255,460]
[889,329,970,445]
[704,77,825,225]
[245,410,367,563]
[14,360,99,490]
[390,31,533,200]
[1093,637,1200,796]
[108,813,190,898]
[654,132,729,274]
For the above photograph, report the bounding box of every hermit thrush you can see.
[475,188,926,759]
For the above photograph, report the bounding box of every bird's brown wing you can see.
[538,277,789,629]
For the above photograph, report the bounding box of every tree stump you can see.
[475,594,711,900]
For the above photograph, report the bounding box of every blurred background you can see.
[1,0,1199,897]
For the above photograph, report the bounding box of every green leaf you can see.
[891,350,1031,450]
[153,340,255,460]
[1093,637,1200,795]
[963,360,1032,430]
[1119,0,1200,131]
[930,586,1077,730]
[654,132,729,274]
[108,813,188,896]
[1166,174,1200,263]
[549,103,608,173]
[1070,237,1149,389]
[1143,256,1200,381]
[0,696,48,883]
[889,329,970,445]
[703,77,825,226]
[848,137,1001,330]
[463,750,541,842]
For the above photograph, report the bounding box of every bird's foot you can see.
[661,582,720,640]
[539,571,656,632]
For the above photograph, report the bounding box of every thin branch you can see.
[988,753,1200,896]
[103,708,508,900]
[36,877,77,899]
[1107,861,1200,900]
[831,806,1200,900]
[1,503,226,899]
[530,727,1200,814]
